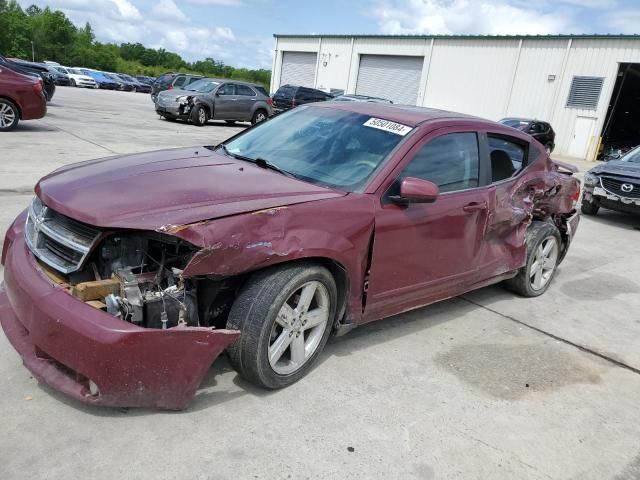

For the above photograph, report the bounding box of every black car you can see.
[117,73,151,93]
[499,118,556,154]
[581,146,640,216]
[151,73,203,102]
[42,64,72,86]
[0,56,56,101]
[136,75,155,85]
[271,84,332,113]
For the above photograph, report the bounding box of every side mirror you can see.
[391,177,439,205]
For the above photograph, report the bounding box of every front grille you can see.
[24,197,101,274]
[600,176,640,199]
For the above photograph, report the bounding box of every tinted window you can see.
[488,136,526,182]
[223,106,410,191]
[254,86,268,96]
[218,83,236,95]
[184,79,219,93]
[400,133,480,193]
[276,85,296,97]
[236,85,256,96]
[173,76,187,87]
[186,76,201,85]
[156,74,173,85]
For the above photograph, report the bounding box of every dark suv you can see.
[271,84,332,113]
[499,118,556,154]
[151,73,203,102]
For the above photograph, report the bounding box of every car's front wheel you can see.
[503,220,561,297]
[227,263,337,389]
[190,105,208,126]
[70,79,76,87]
[0,99,19,131]
[581,198,599,215]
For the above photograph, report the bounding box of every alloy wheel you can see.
[268,281,330,375]
[0,103,16,129]
[198,108,206,124]
[529,236,559,291]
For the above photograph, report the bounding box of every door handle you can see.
[462,202,487,213]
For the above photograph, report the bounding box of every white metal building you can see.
[270,34,640,160]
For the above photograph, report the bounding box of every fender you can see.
[172,194,377,323]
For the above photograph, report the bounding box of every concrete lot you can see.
[1,87,639,480]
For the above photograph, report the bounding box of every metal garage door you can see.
[280,52,317,87]
[356,55,424,105]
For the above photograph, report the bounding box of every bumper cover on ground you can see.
[0,220,240,410]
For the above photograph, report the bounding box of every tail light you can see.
[572,186,581,206]
[291,98,296,107]
[267,97,273,106]
[168,84,173,90]
[34,80,43,94]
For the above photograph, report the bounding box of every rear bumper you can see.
[21,94,47,120]
[0,215,240,410]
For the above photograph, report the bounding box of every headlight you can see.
[175,95,191,104]
[584,172,599,186]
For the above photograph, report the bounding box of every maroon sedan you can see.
[0,103,580,409]
[0,65,47,131]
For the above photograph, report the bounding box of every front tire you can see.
[70,79,77,87]
[227,263,337,389]
[190,105,208,126]
[581,198,599,215]
[0,99,19,131]
[503,221,561,297]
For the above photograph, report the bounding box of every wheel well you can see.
[0,96,21,119]
[195,257,349,330]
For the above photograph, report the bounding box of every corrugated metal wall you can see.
[272,35,640,159]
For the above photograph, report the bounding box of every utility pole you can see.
[31,42,35,62]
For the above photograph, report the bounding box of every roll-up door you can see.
[356,55,423,105]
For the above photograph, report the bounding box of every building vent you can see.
[566,76,604,110]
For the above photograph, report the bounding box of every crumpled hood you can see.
[35,147,344,230]
[590,160,640,178]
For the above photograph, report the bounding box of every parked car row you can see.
[0,55,56,101]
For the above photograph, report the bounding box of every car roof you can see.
[314,101,485,128]
[204,78,262,87]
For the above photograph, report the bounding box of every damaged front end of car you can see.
[0,197,241,410]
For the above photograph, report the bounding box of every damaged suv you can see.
[0,103,581,409]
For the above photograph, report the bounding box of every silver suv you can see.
[155,78,272,126]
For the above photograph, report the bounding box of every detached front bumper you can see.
[0,215,240,410]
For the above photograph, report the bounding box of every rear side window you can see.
[236,85,256,96]
[488,136,527,182]
[401,133,480,193]
[156,74,173,85]
[254,86,268,96]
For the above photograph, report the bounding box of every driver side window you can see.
[400,132,480,193]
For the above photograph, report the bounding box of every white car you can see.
[55,66,97,89]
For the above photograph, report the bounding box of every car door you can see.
[470,133,534,283]
[235,84,258,120]
[214,83,237,119]
[364,128,491,322]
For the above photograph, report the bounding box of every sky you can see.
[17,0,640,69]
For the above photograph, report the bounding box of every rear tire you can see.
[251,109,268,125]
[70,79,77,87]
[227,263,337,389]
[190,105,208,126]
[0,99,19,131]
[503,220,561,297]
[581,199,599,215]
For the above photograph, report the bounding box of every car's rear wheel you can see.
[0,99,19,131]
[227,263,337,389]
[581,198,599,215]
[190,105,208,126]
[503,220,561,297]
[70,79,76,87]
[252,109,268,125]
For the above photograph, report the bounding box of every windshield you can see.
[222,105,412,191]
[184,79,219,92]
[622,146,640,163]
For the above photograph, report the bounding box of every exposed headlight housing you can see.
[584,172,599,186]
[175,95,191,104]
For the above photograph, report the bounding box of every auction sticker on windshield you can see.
[363,118,413,136]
